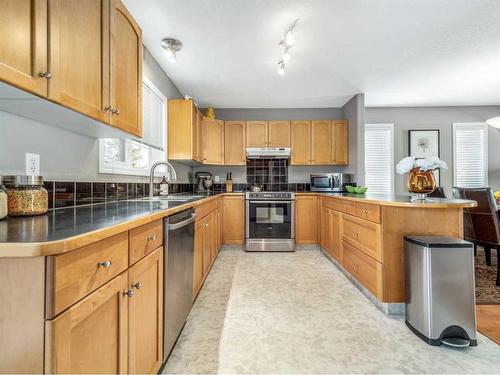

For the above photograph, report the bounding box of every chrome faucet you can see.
[149,161,178,198]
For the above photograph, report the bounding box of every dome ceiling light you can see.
[161,38,182,63]
[276,19,299,75]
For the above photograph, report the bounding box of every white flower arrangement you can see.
[396,156,448,175]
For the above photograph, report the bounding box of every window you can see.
[364,123,394,194]
[100,78,167,176]
[453,123,488,187]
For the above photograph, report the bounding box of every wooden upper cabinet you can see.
[202,118,224,164]
[311,120,332,165]
[128,248,163,375]
[110,0,142,136]
[332,120,349,165]
[224,121,246,165]
[268,121,291,147]
[45,272,128,374]
[0,0,48,96]
[48,0,110,123]
[291,121,311,165]
[246,121,268,147]
[195,109,204,162]
[168,99,196,160]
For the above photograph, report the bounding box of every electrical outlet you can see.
[214,175,220,183]
[25,153,40,175]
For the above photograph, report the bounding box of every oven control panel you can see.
[246,192,295,200]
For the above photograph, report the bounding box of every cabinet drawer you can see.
[129,219,163,265]
[339,200,357,216]
[342,214,382,261]
[48,232,129,317]
[356,202,381,223]
[322,197,336,211]
[342,241,383,299]
[195,197,219,221]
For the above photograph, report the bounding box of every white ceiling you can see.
[123,0,500,108]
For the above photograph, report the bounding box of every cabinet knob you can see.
[39,71,52,79]
[132,281,142,290]
[113,108,120,115]
[98,260,112,268]
[148,235,157,241]
[105,105,114,113]
[123,289,134,298]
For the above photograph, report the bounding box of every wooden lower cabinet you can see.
[222,195,245,244]
[295,195,318,244]
[128,248,163,374]
[193,219,204,300]
[330,210,342,262]
[45,272,129,374]
[342,214,382,262]
[320,207,333,255]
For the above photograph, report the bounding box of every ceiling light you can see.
[283,48,291,62]
[285,30,295,46]
[486,116,500,129]
[277,61,285,75]
[161,38,182,63]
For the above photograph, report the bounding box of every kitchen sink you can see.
[130,195,206,203]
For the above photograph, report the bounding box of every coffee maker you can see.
[195,172,213,193]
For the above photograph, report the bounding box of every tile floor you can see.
[163,246,500,374]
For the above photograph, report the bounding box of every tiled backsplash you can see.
[246,159,290,191]
[212,182,310,193]
[44,181,194,209]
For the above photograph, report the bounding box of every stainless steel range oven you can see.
[245,192,295,252]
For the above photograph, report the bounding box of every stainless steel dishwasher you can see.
[163,208,196,360]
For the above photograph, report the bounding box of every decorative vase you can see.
[407,167,436,201]
[205,107,216,119]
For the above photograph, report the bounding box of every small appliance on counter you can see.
[404,236,477,347]
[310,173,353,192]
[195,172,213,193]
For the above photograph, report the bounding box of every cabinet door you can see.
[48,0,110,123]
[224,121,246,165]
[202,118,224,164]
[201,217,212,276]
[320,207,333,255]
[208,212,217,263]
[194,109,204,162]
[222,195,245,244]
[193,220,204,299]
[268,121,291,147]
[290,121,311,165]
[332,120,349,165]
[110,0,142,136]
[0,0,47,96]
[311,120,332,165]
[246,121,268,147]
[330,209,342,262]
[45,272,128,374]
[215,208,221,256]
[128,248,163,375]
[295,196,318,244]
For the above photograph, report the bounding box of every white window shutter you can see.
[141,79,166,150]
[453,123,488,188]
[364,124,394,194]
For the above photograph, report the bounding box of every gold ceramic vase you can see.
[407,168,436,200]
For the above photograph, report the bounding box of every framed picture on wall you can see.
[408,129,440,158]
[408,129,441,185]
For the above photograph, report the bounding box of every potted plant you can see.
[396,156,448,201]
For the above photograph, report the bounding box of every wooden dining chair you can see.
[452,187,500,286]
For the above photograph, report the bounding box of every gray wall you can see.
[0,48,192,182]
[365,106,500,195]
[193,107,350,183]
[341,94,365,184]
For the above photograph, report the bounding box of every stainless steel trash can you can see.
[404,236,477,347]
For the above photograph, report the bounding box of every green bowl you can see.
[345,185,355,193]
[353,186,368,194]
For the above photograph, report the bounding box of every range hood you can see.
[246,147,291,159]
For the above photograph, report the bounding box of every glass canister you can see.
[3,176,48,216]
[0,183,7,220]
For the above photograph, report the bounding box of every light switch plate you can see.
[25,153,40,175]
[214,175,220,183]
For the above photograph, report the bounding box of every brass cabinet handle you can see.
[113,108,120,115]
[132,281,142,290]
[98,260,112,268]
[123,289,134,297]
[148,235,157,241]
[39,71,52,79]
[105,105,114,112]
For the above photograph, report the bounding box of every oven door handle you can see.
[249,200,293,204]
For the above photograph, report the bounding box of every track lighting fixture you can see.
[276,19,298,75]
[277,61,285,75]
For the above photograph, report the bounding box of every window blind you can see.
[141,79,166,150]
[364,124,394,194]
[453,123,488,187]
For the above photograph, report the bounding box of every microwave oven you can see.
[310,173,353,192]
